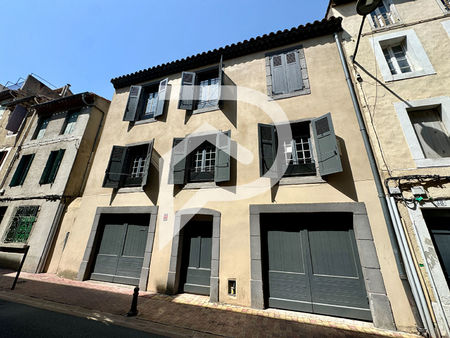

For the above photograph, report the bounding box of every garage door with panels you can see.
[250,203,396,330]
[78,206,158,291]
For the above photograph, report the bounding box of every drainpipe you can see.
[386,197,436,337]
[334,32,430,334]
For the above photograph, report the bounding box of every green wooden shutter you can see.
[178,72,196,110]
[154,78,169,118]
[285,51,303,92]
[39,151,57,184]
[169,138,187,184]
[141,140,154,187]
[103,146,128,188]
[123,86,142,121]
[214,130,231,183]
[10,156,27,187]
[19,154,34,185]
[271,54,287,95]
[311,113,343,176]
[48,149,65,183]
[258,124,277,177]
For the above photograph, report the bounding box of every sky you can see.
[0,1,330,100]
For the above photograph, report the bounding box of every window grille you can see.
[194,146,216,172]
[131,155,146,178]
[371,1,395,28]
[4,206,39,243]
[284,138,313,166]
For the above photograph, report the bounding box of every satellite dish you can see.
[356,0,383,15]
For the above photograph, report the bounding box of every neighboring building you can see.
[46,17,417,332]
[0,91,109,274]
[328,0,450,336]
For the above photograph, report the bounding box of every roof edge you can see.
[111,16,343,90]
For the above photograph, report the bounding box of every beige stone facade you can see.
[46,18,416,332]
[328,0,450,336]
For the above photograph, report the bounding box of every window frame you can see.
[367,0,400,29]
[265,45,310,100]
[394,96,450,168]
[32,117,50,140]
[61,110,80,135]
[187,140,217,183]
[370,29,435,82]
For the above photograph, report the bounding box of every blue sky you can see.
[0,1,330,99]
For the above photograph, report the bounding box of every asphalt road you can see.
[0,299,166,338]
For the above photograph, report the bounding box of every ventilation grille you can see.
[286,52,296,64]
[315,117,330,135]
[273,55,282,67]
[183,73,193,83]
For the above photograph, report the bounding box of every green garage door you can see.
[180,220,212,295]
[262,213,371,321]
[91,214,148,286]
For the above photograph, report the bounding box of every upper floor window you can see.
[369,0,399,28]
[32,117,50,140]
[40,149,65,184]
[103,141,154,189]
[10,154,34,187]
[3,206,39,243]
[258,113,342,180]
[265,46,310,100]
[370,29,435,82]
[62,111,79,135]
[439,0,450,11]
[178,63,223,113]
[123,79,168,123]
[169,131,231,185]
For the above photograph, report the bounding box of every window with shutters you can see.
[0,150,9,171]
[3,206,39,243]
[103,142,154,189]
[178,63,223,113]
[265,46,310,100]
[61,111,80,135]
[169,131,231,185]
[39,149,65,184]
[258,113,342,182]
[123,79,168,123]
[370,30,435,82]
[437,0,450,11]
[10,154,34,187]
[368,0,399,29]
[394,97,450,168]
[32,117,50,140]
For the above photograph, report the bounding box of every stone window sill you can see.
[117,186,144,194]
[134,118,157,126]
[192,106,220,115]
[183,181,218,189]
[279,175,325,185]
[268,89,311,101]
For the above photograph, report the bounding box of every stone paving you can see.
[0,269,418,337]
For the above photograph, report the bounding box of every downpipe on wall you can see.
[333,32,431,336]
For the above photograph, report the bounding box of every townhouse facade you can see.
[0,90,109,274]
[328,0,450,336]
[45,17,419,332]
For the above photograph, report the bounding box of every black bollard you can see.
[127,286,139,317]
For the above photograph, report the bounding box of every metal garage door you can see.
[91,214,148,286]
[180,220,212,295]
[261,213,371,321]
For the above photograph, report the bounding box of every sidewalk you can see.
[0,269,417,337]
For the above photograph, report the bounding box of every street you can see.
[0,299,165,338]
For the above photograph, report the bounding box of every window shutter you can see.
[285,51,303,92]
[178,72,196,110]
[154,79,169,118]
[169,138,187,184]
[48,149,65,183]
[103,146,128,188]
[258,124,278,177]
[141,140,154,187]
[123,86,142,121]
[10,156,27,187]
[311,113,343,176]
[271,54,287,95]
[6,105,28,133]
[217,56,223,107]
[214,130,231,183]
[39,151,56,184]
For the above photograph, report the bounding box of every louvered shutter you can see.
[103,146,128,188]
[154,79,169,118]
[169,138,188,184]
[10,155,28,187]
[123,86,142,121]
[48,149,65,183]
[217,56,223,107]
[285,51,303,92]
[178,72,196,110]
[258,124,278,177]
[271,54,287,95]
[214,130,231,183]
[141,140,154,187]
[311,113,343,176]
[6,105,28,133]
[39,151,57,184]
